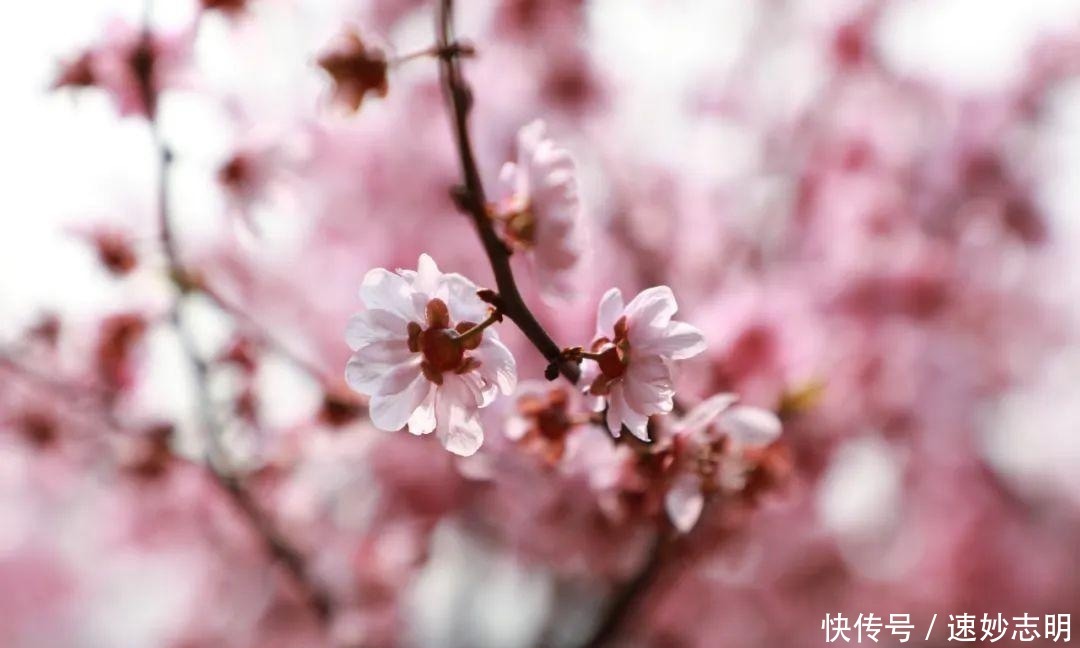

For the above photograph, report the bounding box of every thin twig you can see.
[434,0,580,384]
[137,8,332,623]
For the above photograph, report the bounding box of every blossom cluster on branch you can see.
[9,0,1080,646]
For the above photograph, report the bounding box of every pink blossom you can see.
[664,394,783,533]
[495,120,585,301]
[345,254,516,456]
[585,286,706,440]
[54,19,190,118]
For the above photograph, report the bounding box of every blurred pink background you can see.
[3,0,1080,646]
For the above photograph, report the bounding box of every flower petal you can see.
[368,371,431,431]
[435,375,485,456]
[437,272,486,324]
[360,268,421,321]
[622,355,674,416]
[624,286,678,330]
[608,385,650,441]
[718,406,782,447]
[636,321,707,360]
[411,253,441,296]
[596,288,624,337]
[472,335,517,395]
[675,393,738,436]
[407,386,436,435]
[345,308,408,350]
[665,473,705,533]
[344,344,419,395]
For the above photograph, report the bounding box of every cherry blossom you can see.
[494,120,585,301]
[53,19,190,118]
[345,254,516,456]
[585,286,706,441]
[664,394,783,533]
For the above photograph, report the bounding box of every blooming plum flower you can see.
[585,286,706,441]
[663,393,783,533]
[495,120,584,301]
[345,254,516,456]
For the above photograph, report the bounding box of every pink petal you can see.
[345,308,408,350]
[472,335,517,395]
[675,393,738,436]
[634,321,707,360]
[624,286,678,330]
[665,473,705,533]
[596,288,624,337]
[407,387,436,435]
[435,375,485,456]
[360,268,420,321]
[368,372,431,431]
[622,356,674,416]
[718,406,783,447]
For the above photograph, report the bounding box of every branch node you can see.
[450,184,472,213]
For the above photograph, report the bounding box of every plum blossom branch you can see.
[434,0,580,384]
[137,8,332,624]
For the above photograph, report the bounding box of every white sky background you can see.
[3,0,1080,645]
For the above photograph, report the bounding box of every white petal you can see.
[345,309,408,351]
[360,268,421,321]
[472,335,517,395]
[436,272,486,324]
[665,473,705,533]
[635,321,707,360]
[608,385,650,441]
[622,356,674,416]
[675,393,739,436]
[595,288,624,337]
[718,406,782,447]
[624,286,678,330]
[344,345,419,395]
[517,119,547,155]
[505,415,530,441]
[412,253,442,295]
[368,372,431,431]
[435,376,485,456]
[352,338,412,365]
[407,387,436,435]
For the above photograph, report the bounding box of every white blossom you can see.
[345,254,516,456]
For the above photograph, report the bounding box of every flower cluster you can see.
[345,125,780,492]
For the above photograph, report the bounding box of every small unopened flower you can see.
[664,394,783,533]
[585,286,706,441]
[494,120,584,301]
[345,254,516,456]
[87,229,138,276]
[317,30,389,113]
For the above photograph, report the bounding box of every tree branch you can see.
[434,0,580,384]
[138,13,332,624]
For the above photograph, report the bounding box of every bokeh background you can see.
[3,0,1080,646]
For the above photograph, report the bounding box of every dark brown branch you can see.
[434,0,580,384]
[138,17,332,624]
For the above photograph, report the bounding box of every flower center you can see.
[586,316,631,396]
[420,328,465,372]
[406,298,484,385]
